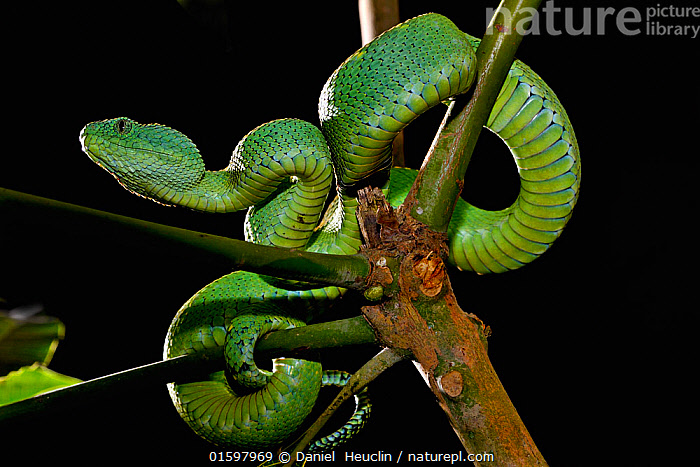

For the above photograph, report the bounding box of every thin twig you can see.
[286,347,409,465]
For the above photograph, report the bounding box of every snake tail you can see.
[308,370,372,453]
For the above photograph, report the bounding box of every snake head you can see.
[79,117,205,202]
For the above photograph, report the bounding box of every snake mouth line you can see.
[79,136,112,175]
[81,136,183,160]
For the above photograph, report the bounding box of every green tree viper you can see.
[79,14,579,450]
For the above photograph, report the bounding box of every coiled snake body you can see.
[79,14,579,450]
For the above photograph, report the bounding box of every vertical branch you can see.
[358,0,399,45]
[358,0,404,166]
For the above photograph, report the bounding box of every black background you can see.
[1,0,696,464]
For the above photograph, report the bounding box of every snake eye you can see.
[115,118,131,135]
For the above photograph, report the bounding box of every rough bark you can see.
[356,187,547,466]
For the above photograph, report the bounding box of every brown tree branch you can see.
[351,2,551,461]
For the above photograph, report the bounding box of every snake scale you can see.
[79,14,579,450]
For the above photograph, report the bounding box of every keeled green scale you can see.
[319,14,476,187]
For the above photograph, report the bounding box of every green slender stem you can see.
[256,316,376,357]
[0,188,370,290]
[0,350,218,425]
[404,0,542,232]
[0,316,376,424]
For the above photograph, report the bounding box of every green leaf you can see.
[0,363,82,407]
[0,306,65,374]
